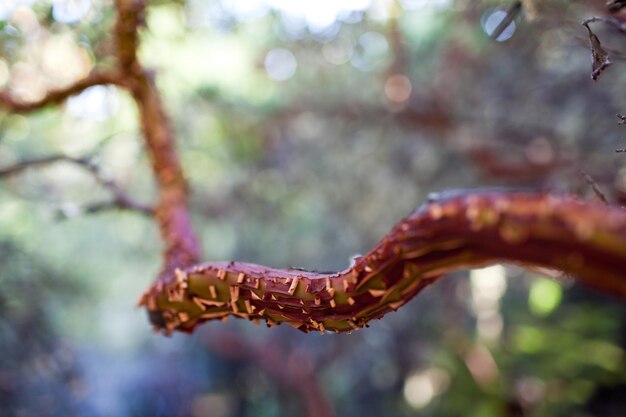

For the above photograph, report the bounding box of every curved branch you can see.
[139,191,626,335]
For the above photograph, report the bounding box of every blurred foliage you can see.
[0,241,91,416]
[1,0,626,416]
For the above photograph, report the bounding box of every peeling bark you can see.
[139,191,626,335]
[114,0,201,276]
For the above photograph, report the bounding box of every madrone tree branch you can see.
[113,0,201,276]
[140,191,626,335]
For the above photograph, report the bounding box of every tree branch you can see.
[0,154,153,216]
[138,190,626,335]
[0,71,122,113]
[579,169,609,204]
[112,0,201,277]
[115,0,143,71]
[1,0,199,273]
[583,15,626,33]
[57,199,152,218]
[4,0,625,341]
[490,1,522,41]
[0,155,79,177]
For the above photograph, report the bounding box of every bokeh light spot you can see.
[66,85,119,121]
[322,38,354,65]
[220,0,268,21]
[351,31,388,71]
[10,6,39,36]
[52,0,92,24]
[470,265,507,341]
[384,74,412,103]
[0,59,9,87]
[190,393,233,417]
[464,344,499,386]
[0,0,34,21]
[266,0,371,33]
[10,61,46,102]
[264,48,297,81]
[528,277,562,317]
[525,137,554,165]
[481,9,516,42]
[403,368,450,409]
[400,0,452,10]
[514,326,545,353]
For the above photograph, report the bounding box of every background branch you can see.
[204,330,337,417]
[583,15,626,33]
[0,71,122,113]
[0,155,81,177]
[490,1,522,40]
[0,154,153,216]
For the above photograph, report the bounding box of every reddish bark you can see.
[0,71,121,112]
[139,191,626,335]
[0,0,201,279]
[113,0,201,276]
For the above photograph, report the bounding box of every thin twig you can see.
[0,155,83,177]
[582,15,626,33]
[74,157,153,213]
[616,114,626,153]
[490,1,522,41]
[57,199,152,218]
[579,169,609,204]
[0,154,153,216]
